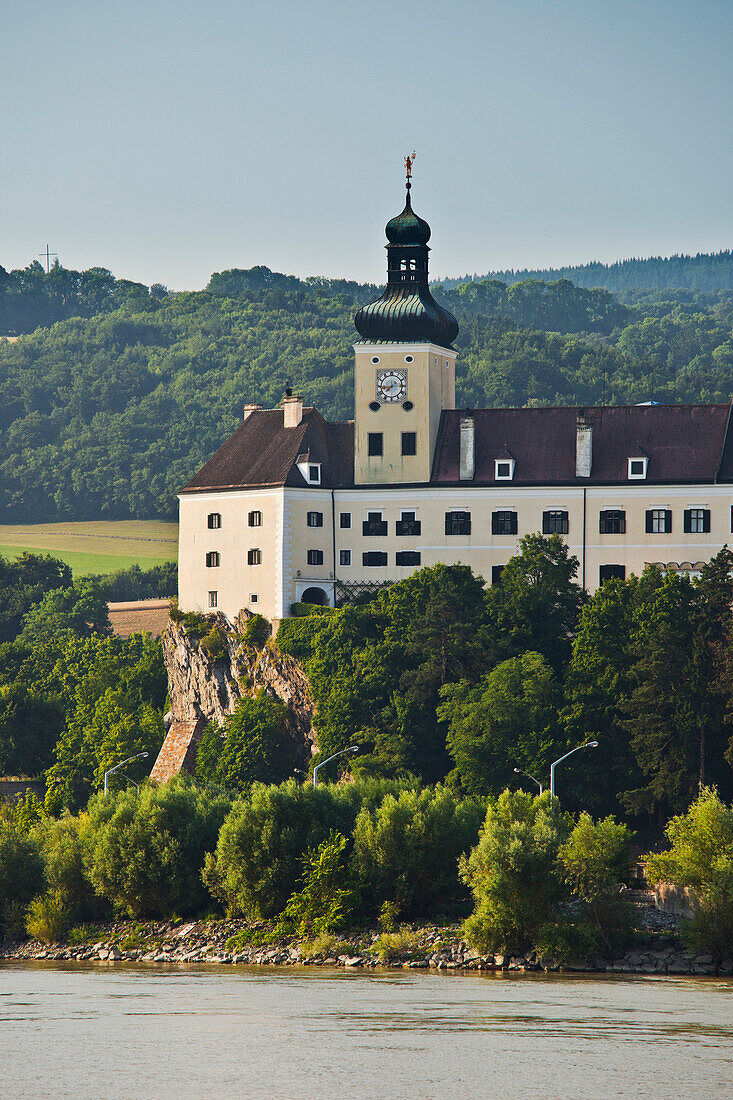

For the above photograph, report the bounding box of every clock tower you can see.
[353,159,459,485]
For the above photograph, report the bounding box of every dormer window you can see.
[495,458,515,481]
[628,457,648,480]
[296,456,322,484]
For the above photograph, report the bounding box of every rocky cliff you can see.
[150,610,316,783]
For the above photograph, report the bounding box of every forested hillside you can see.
[1,262,733,521]
[441,249,733,293]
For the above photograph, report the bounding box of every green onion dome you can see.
[354,183,458,349]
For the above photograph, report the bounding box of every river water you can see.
[2,964,732,1099]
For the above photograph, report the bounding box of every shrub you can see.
[460,790,572,956]
[351,786,486,918]
[242,614,271,651]
[646,788,733,957]
[371,928,421,964]
[277,831,353,936]
[0,822,45,936]
[84,779,231,917]
[26,891,66,944]
[200,624,227,660]
[33,815,101,923]
[203,781,359,919]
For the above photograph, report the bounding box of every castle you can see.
[177,167,733,622]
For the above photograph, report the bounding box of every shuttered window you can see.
[684,508,710,533]
[646,509,672,534]
[492,511,517,535]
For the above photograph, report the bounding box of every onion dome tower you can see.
[354,159,459,349]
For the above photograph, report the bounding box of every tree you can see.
[351,786,486,917]
[560,813,633,953]
[0,822,45,935]
[621,569,698,820]
[203,781,359,919]
[440,651,561,795]
[277,831,353,935]
[83,779,231,917]
[485,535,583,674]
[0,683,61,776]
[460,790,572,955]
[560,577,642,817]
[195,691,291,790]
[20,578,111,641]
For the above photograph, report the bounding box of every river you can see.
[1,964,732,1099]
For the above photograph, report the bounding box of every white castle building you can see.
[178,171,733,622]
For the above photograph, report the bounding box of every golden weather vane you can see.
[404,152,416,181]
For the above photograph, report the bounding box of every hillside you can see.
[1,263,732,521]
[441,250,733,293]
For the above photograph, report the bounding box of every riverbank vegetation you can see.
[2,537,733,960]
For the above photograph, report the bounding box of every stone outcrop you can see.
[150,610,316,783]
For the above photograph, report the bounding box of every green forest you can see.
[441,249,733,293]
[1,260,733,521]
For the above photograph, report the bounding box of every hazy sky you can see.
[2,0,731,288]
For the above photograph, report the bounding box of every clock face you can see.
[376,370,407,403]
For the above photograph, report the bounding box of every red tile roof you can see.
[181,402,733,493]
[432,404,733,485]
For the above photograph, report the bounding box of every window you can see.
[248,510,262,527]
[396,510,421,536]
[339,512,351,529]
[401,432,416,456]
[628,457,648,480]
[491,565,505,584]
[308,464,321,484]
[395,551,421,566]
[307,549,324,566]
[307,511,324,528]
[247,549,262,565]
[404,355,414,363]
[250,593,258,604]
[492,510,518,535]
[495,459,515,481]
[208,591,218,608]
[542,510,569,535]
[445,510,471,535]
[684,508,710,534]
[371,356,380,364]
[600,565,626,584]
[646,509,672,534]
[599,509,626,534]
[368,432,383,457]
[207,513,221,529]
[363,551,388,567]
[205,551,220,568]
[363,512,388,536]
[339,549,351,566]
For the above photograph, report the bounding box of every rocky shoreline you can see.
[2,910,732,977]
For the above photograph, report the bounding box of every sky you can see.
[1,0,732,289]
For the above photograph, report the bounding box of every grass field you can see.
[0,521,178,577]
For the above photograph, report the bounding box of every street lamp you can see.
[549,741,598,799]
[104,752,149,794]
[312,746,359,788]
[514,767,543,795]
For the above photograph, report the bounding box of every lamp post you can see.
[513,767,543,795]
[312,746,358,788]
[549,741,598,800]
[104,752,149,795]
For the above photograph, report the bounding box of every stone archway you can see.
[300,586,329,606]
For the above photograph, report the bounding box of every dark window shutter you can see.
[665,510,672,533]
[645,511,653,534]
[599,512,606,534]
[510,513,517,535]
[703,509,711,533]
[683,510,691,533]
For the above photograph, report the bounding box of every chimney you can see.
[283,393,303,429]
[576,411,593,478]
[243,403,262,421]
[459,416,475,480]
